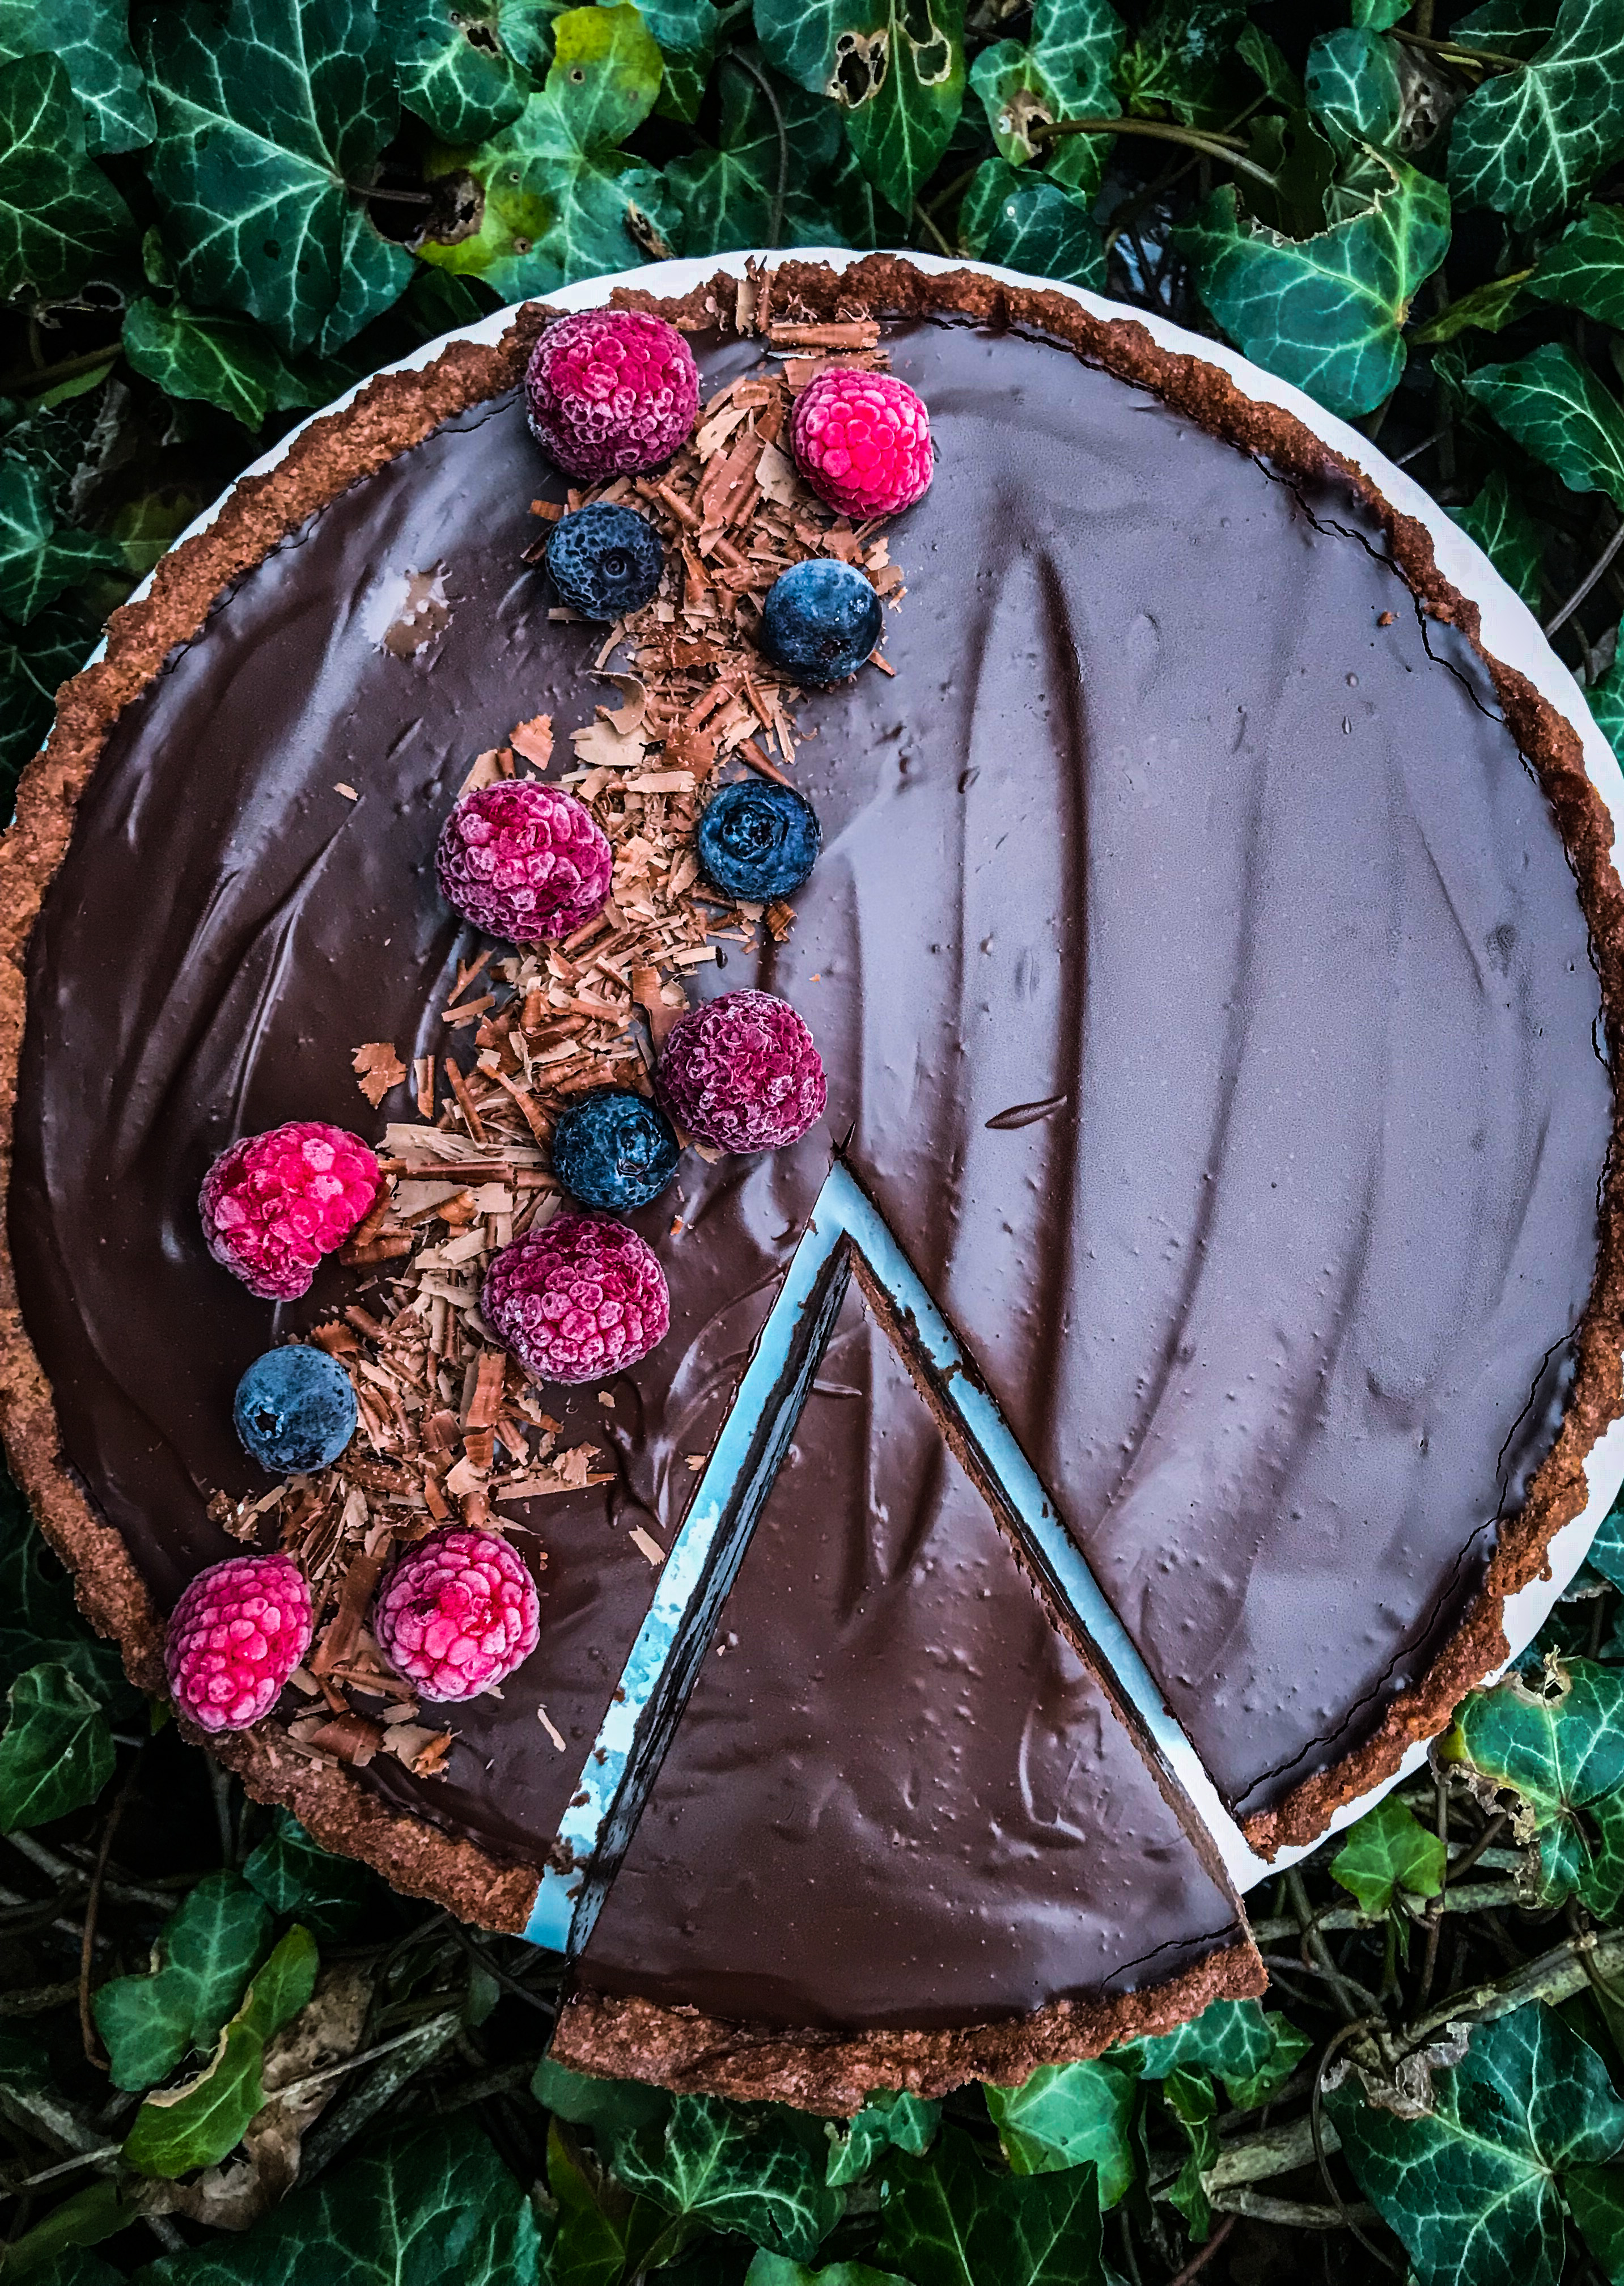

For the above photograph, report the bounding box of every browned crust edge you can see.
[0,256,1614,2067]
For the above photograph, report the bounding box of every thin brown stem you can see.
[1165,2212,1236,2284]
[1034,115,1282,194]
[1546,515,1624,636]
[79,1747,145,2069]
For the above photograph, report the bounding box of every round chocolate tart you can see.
[5,253,1624,2111]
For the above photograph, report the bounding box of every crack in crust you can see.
[0,256,1617,2089]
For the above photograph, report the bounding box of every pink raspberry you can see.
[482,1212,670,1385]
[437,780,612,945]
[526,308,699,480]
[201,1122,383,1302]
[791,369,933,519]
[166,1555,312,1733]
[656,989,826,1153]
[373,1527,540,1703]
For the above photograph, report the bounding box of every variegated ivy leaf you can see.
[380,0,531,144]
[1465,343,1624,513]
[1174,155,1449,419]
[983,2059,1138,2207]
[642,0,724,124]
[0,0,154,155]
[753,0,965,219]
[1453,0,1562,65]
[1527,200,1624,330]
[0,51,136,299]
[968,0,1121,199]
[1448,0,1624,230]
[1305,27,1402,150]
[1450,468,1549,609]
[1445,1656,1624,1915]
[826,2089,941,2188]
[0,458,122,625]
[1135,1997,1311,2111]
[959,158,1103,291]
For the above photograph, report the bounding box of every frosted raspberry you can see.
[526,309,699,480]
[437,780,612,945]
[373,1527,540,1703]
[791,369,933,519]
[201,1123,383,1302]
[166,1555,312,1733]
[656,990,826,1153]
[482,1212,670,1385]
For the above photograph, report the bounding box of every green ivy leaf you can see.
[1592,1490,1624,1591]
[1330,1796,1449,1917]
[1448,0,1624,229]
[1450,468,1549,609]
[0,0,154,154]
[826,2089,941,2188]
[137,2114,541,2283]
[1175,154,1449,418]
[753,0,966,218]
[1305,28,1402,150]
[1445,1657,1624,1915]
[1117,0,1249,130]
[1569,2163,1624,2284]
[1134,1997,1311,2111]
[124,1923,319,2178]
[959,157,1104,290]
[122,298,295,429]
[0,456,122,624]
[666,50,847,256]
[241,1810,376,1940]
[546,2118,679,2285]
[0,1478,129,1704]
[0,1660,114,1831]
[533,2054,672,2137]
[879,2129,1106,2286]
[641,0,724,124]
[1465,343,1624,513]
[0,2181,129,2276]
[612,2095,841,2262]
[0,605,91,792]
[1160,2067,1218,2242]
[1409,269,1532,343]
[93,1870,272,2092]
[1351,0,1409,27]
[380,0,530,143]
[746,2260,910,2286]
[0,51,137,299]
[1236,19,1299,105]
[140,0,403,354]
[968,0,1121,198]
[1328,2004,1624,2286]
[1453,0,1561,60]
[983,2060,1137,2208]
[421,5,672,297]
[1527,201,1624,329]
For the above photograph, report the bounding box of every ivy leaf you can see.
[879,2129,1106,2286]
[1352,0,1409,26]
[1569,2164,1624,2283]
[641,0,724,124]
[140,0,402,354]
[241,1810,377,1939]
[1305,28,1402,149]
[1465,344,1624,513]
[753,0,966,218]
[959,158,1104,290]
[314,205,413,358]
[124,1923,319,2178]
[0,52,137,299]
[421,5,672,298]
[546,2118,678,2286]
[137,2114,541,2283]
[122,298,294,430]
[1592,1489,1624,1592]
[1448,0,1624,229]
[93,1870,272,2092]
[1330,1796,1448,1917]
[1445,1657,1624,1915]
[1528,201,1624,329]
[826,2090,941,2188]
[0,1478,129,1704]
[0,457,122,624]
[1160,2067,1218,2241]
[746,2260,911,2286]
[983,2060,1138,2208]
[380,0,530,143]
[1134,1997,1311,2111]
[968,0,1122,199]
[0,1661,114,1831]
[533,2054,672,2137]
[612,2095,841,2262]
[1236,19,1299,105]
[0,2181,129,2275]
[666,50,848,256]
[1175,155,1449,419]
[1450,468,1549,609]
[0,0,154,154]
[1328,2003,1624,2286]
[1409,269,1532,343]
[0,605,91,793]
[1453,0,1561,60]
[1117,0,1249,130]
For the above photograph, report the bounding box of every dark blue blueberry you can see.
[234,1347,358,1476]
[552,1087,680,1210]
[696,778,821,901]
[757,557,882,685]
[545,503,664,620]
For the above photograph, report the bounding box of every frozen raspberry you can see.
[526,309,699,480]
[437,780,612,945]
[373,1527,540,1704]
[166,1555,312,1733]
[482,1212,670,1385]
[656,989,826,1153]
[791,369,933,519]
[201,1123,383,1302]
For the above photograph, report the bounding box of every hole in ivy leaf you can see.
[911,36,950,83]
[464,21,502,52]
[264,239,281,259]
[570,66,584,81]
[415,171,485,250]
[831,29,886,107]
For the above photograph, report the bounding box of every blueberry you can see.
[696,779,821,900]
[757,558,882,685]
[234,1347,358,1476]
[552,1087,680,1210]
[545,503,664,620]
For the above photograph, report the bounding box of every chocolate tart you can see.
[3,252,1622,2107]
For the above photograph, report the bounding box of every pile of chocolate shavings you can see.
[213,294,906,1787]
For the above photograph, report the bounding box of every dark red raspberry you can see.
[372,1527,540,1703]
[482,1212,670,1384]
[436,780,612,945]
[200,1122,383,1301]
[656,989,826,1153]
[166,1554,312,1732]
[791,368,933,519]
[526,309,699,481]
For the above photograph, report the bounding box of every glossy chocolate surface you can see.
[11,312,1607,1912]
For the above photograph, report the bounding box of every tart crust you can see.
[0,255,1618,2092]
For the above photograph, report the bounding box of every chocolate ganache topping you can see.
[3,265,1617,2077]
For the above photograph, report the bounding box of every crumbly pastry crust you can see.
[0,255,1618,2084]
